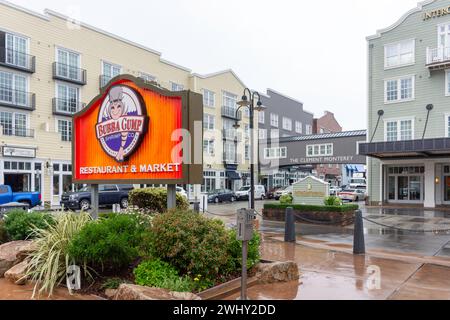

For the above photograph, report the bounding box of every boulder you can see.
[256,261,300,284]
[114,284,201,301]
[105,289,118,299]
[4,259,29,285]
[0,241,33,277]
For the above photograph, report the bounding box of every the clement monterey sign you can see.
[73,75,203,185]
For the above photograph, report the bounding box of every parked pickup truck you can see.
[0,185,42,208]
[60,184,134,211]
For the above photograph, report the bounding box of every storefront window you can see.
[53,175,59,196]
[388,176,396,200]
[409,176,421,201]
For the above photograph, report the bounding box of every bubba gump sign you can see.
[73,75,203,185]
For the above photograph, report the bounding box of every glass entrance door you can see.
[387,166,424,203]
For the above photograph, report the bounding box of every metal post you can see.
[167,184,177,210]
[285,207,296,242]
[249,105,255,211]
[241,240,248,301]
[194,197,200,213]
[90,184,99,220]
[353,210,366,255]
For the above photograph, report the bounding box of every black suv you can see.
[60,184,134,211]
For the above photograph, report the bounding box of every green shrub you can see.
[324,196,343,206]
[151,210,230,278]
[224,229,260,275]
[280,194,293,205]
[69,214,149,271]
[264,203,358,212]
[4,210,55,241]
[26,212,92,298]
[0,220,8,244]
[101,278,125,290]
[129,188,189,214]
[134,259,194,292]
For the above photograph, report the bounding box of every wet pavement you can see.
[224,237,450,300]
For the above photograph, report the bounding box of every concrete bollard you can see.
[353,210,366,255]
[285,207,296,242]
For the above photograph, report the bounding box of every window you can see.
[224,142,236,162]
[385,119,414,141]
[270,113,279,127]
[270,129,279,139]
[203,114,215,131]
[5,33,28,68]
[0,111,28,137]
[445,70,450,96]
[258,111,265,124]
[58,119,72,142]
[223,91,237,108]
[306,143,333,157]
[56,83,80,113]
[244,124,250,140]
[171,82,184,92]
[264,147,287,159]
[202,171,216,193]
[139,72,156,82]
[245,144,250,160]
[446,114,450,137]
[0,71,27,106]
[56,48,81,81]
[384,76,415,103]
[259,129,267,139]
[282,117,292,131]
[384,39,415,68]
[305,125,312,135]
[202,89,215,107]
[295,121,302,134]
[103,62,121,79]
[203,139,215,156]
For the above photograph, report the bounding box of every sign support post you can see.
[167,184,176,210]
[90,184,99,220]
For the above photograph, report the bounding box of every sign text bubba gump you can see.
[73,77,184,183]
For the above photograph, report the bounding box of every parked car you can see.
[338,188,367,202]
[235,185,266,201]
[0,185,41,208]
[60,184,134,210]
[266,185,283,199]
[176,186,188,200]
[274,186,293,200]
[207,189,236,204]
[330,186,342,196]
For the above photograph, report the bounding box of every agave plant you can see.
[25,211,92,298]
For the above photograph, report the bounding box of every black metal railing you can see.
[0,87,35,110]
[53,62,87,85]
[221,106,242,120]
[222,129,242,142]
[0,47,35,73]
[52,98,85,116]
[1,127,35,138]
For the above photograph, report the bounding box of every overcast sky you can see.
[9,0,421,131]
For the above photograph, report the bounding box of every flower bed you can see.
[263,204,359,226]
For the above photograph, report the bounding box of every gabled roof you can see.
[367,0,436,40]
[190,69,247,88]
[279,130,367,143]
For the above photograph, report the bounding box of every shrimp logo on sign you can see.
[96,85,148,162]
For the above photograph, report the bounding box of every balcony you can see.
[1,127,35,138]
[222,129,242,142]
[221,106,242,120]
[0,47,35,73]
[0,87,35,110]
[426,47,450,70]
[53,98,86,116]
[53,62,87,85]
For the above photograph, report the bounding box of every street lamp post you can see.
[234,88,265,301]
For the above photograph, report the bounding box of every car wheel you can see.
[214,197,220,204]
[231,196,236,203]
[355,197,359,202]
[261,194,266,200]
[79,199,91,211]
[120,198,129,209]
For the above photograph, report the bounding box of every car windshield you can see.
[239,187,251,191]
[78,186,90,192]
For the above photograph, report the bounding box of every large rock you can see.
[256,261,300,284]
[5,259,29,285]
[114,284,201,301]
[0,241,33,277]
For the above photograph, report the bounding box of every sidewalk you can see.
[224,235,450,300]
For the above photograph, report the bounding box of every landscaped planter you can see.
[263,204,359,227]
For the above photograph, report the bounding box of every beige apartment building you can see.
[0,1,256,206]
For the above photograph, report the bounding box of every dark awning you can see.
[359,138,450,159]
[226,171,241,180]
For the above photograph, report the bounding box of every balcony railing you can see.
[221,106,242,120]
[0,87,35,110]
[1,127,35,138]
[222,129,242,142]
[426,47,450,67]
[53,62,87,85]
[0,47,35,73]
[52,98,86,116]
